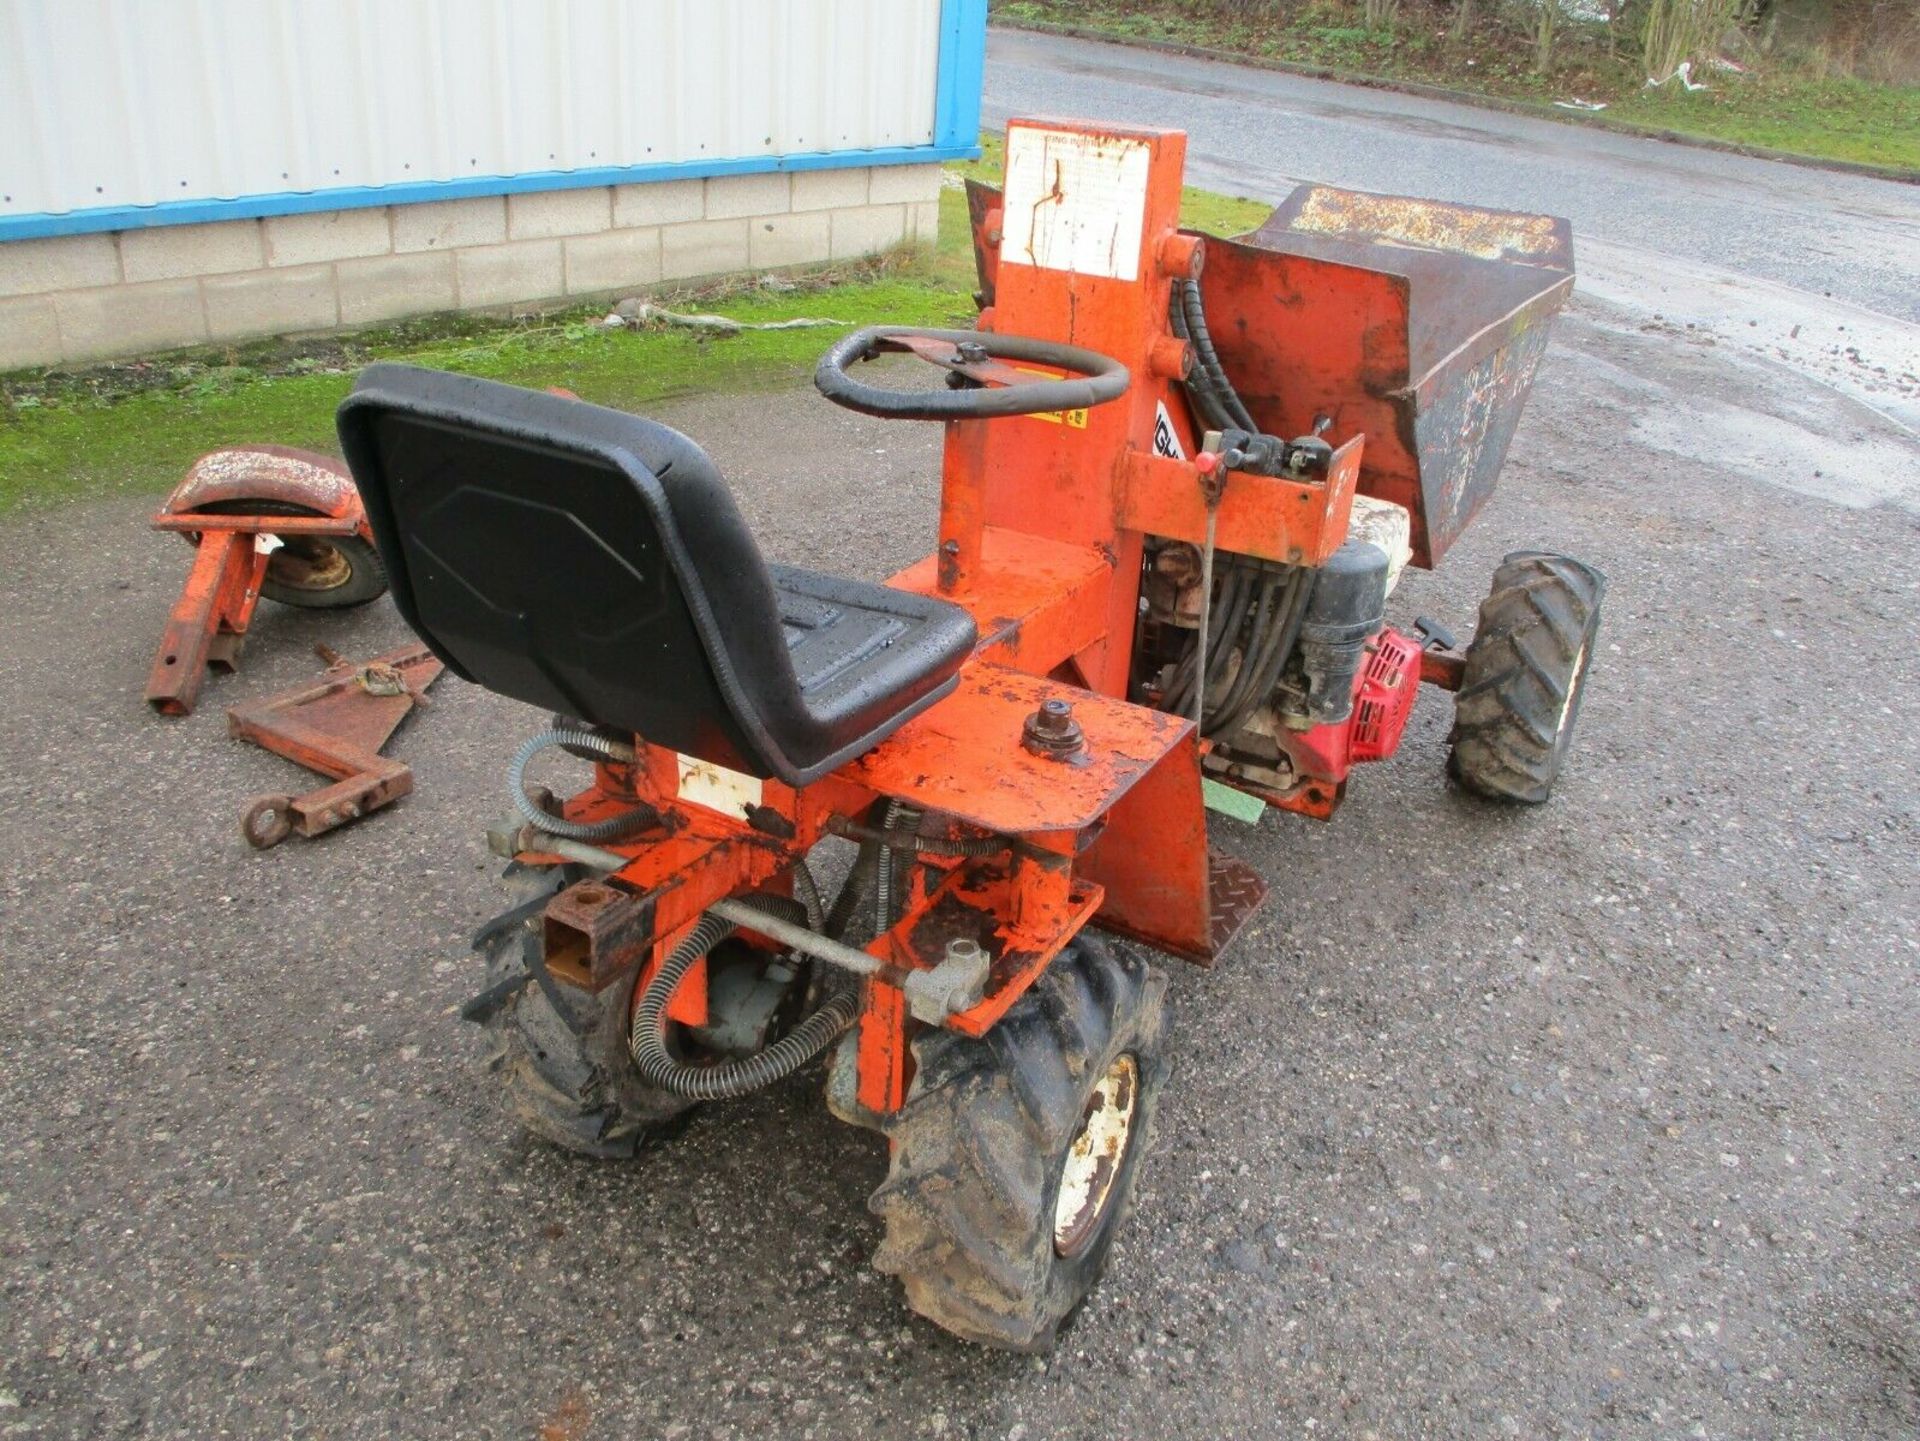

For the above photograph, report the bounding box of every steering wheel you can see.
[814,326,1130,421]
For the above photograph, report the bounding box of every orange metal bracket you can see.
[853,854,1106,1115]
[1116,436,1364,568]
[228,643,442,848]
[1079,736,1268,966]
[847,662,1194,837]
[145,530,275,716]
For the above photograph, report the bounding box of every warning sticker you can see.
[1153,400,1187,460]
[1014,364,1089,428]
[677,753,763,816]
[1000,127,1152,282]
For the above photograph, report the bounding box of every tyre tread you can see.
[1448,551,1606,805]
[476,863,693,1158]
[870,936,1166,1351]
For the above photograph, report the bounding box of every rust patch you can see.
[1291,187,1564,264]
[537,1390,591,1441]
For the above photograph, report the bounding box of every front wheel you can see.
[1448,550,1606,804]
[869,934,1167,1351]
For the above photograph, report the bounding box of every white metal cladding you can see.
[0,0,944,220]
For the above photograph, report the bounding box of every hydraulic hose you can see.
[792,859,825,932]
[628,896,859,1102]
[824,798,891,943]
[507,727,657,842]
[1160,280,1315,738]
[1165,564,1253,717]
[1205,568,1288,730]
[1180,279,1257,433]
[1205,567,1259,692]
[1209,567,1313,739]
[1170,293,1235,433]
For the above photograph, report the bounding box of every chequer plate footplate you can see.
[1208,848,1267,960]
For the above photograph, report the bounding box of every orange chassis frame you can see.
[517,120,1367,1122]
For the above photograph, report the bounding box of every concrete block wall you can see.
[0,165,943,371]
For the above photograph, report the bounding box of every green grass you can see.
[0,136,1270,515]
[1608,73,1920,169]
[0,271,970,514]
[997,0,1920,172]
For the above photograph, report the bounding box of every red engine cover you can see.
[1350,627,1422,762]
[1276,626,1423,781]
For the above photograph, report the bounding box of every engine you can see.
[1133,494,1422,816]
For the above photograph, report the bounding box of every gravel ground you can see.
[1,297,1916,1440]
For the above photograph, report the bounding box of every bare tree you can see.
[1640,0,1745,81]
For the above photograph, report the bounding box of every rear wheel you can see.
[475,863,695,1157]
[869,934,1167,1351]
[196,499,388,609]
[1448,550,1606,804]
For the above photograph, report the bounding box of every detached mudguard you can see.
[159,444,366,530]
[145,445,372,716]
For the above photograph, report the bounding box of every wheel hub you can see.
[268,538,354,592]
[1053,1053,1140,1257]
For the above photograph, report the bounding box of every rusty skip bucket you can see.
[1198,184,1574,568]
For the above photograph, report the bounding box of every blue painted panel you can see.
[0,0,988,245]
[0,143,977,243]
[934,0,989,153]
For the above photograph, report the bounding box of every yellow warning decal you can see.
[1013,365,1089,429]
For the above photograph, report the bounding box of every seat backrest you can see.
[335,363,802,777]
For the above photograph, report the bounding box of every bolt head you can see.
[1021,697,1087,761]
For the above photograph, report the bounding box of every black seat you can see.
[335,364,976,786]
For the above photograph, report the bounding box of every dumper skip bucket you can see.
[965,177,1572,568]
[1198,185,1574,568]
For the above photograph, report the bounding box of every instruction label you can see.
[1000,127,1152,282]
[1014,364,1089,428]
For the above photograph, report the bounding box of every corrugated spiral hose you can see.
[507,727,656,842]
[628,896,860,1101]
[791,859,825,931]
[872,800,907,931]
[827,816,1006,858]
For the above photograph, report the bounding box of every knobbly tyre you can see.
[332,118,1604,1351]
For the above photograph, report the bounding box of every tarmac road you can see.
[984,28,1920,319]
[2,277,1917,1438]
[985,29,1920,434]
